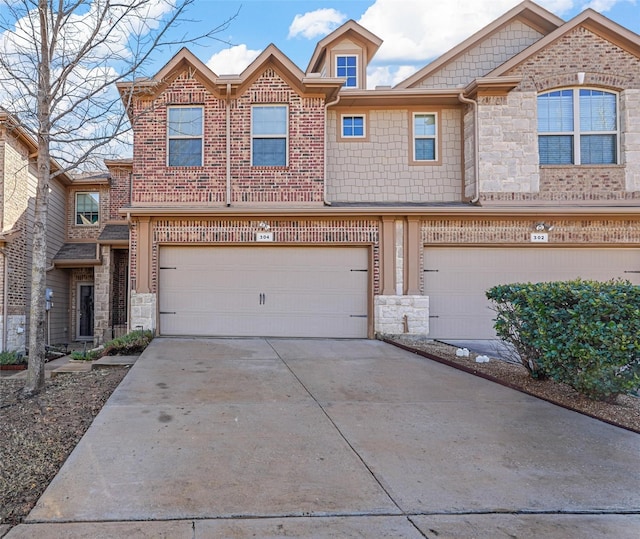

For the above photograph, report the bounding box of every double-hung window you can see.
[537,88,618,165]
[252,105,288,167]
[336,55,358,88]
[167,106,203,167]
[412,113,437,162]
[76,192,99,225]
[341,115,365,138]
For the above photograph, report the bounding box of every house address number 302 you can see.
[530,232,549,243]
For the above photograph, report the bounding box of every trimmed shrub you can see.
[101,330,153,356]
[485,283,547,378]
[487,279,640,401]
[70,330,153,361]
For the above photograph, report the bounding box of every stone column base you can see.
[374,295,429,336]
[130,292,156,334]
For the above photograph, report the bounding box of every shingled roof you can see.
[53,243,99,266]
[98,224,129,244]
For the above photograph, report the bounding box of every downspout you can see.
[323,94,341,206]
[0,248,7,352]
[458,93,480,204]
[226,83,232,207]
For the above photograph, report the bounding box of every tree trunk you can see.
[22,0,51,396]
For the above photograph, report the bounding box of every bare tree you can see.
[0,0,236,395]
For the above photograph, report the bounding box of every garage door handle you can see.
[259,293,266,305]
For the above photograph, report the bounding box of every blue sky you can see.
[154,0,640,87]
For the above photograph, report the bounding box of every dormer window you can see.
[336,55,358,88]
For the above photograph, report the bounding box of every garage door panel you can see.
[159,246,368,338]
[425,247,640,339]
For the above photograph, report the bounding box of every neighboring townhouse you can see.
[104,0,640,341]
[50,164,130,346]
[0,111,71,352]
[0,111,130,352]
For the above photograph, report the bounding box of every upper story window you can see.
[252,105,288,167]
[336,55,358,88]
[75,192,99,225]
[341,115,365,138]
[412,113,437,162]
[537,88,618,165]
[167,106,203,167]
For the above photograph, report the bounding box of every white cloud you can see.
[358,0,572,63]
[288,8,347,39]
[205,44,261,75]
[584,0,635,11]
[367,65,420,88]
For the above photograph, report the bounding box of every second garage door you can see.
[158,246,369,338]
[424,247,640,339]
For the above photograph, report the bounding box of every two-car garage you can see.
[158,246,370,338]
[424,247,640,339]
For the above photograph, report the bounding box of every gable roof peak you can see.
[395,0,563,89]
[306,19,382,74]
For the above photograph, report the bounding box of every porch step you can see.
[51,355,138,377]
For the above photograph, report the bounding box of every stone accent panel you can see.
[5,315,26,352]
[622,90,640,192]
[130,292,156,334]
[374,295,429,336]
[93,246,110,345]
[477,92,539,194]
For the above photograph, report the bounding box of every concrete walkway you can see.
[5,338,640,538]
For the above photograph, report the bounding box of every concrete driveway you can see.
[7,338,640,538]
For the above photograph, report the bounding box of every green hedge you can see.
[487,279,640,401]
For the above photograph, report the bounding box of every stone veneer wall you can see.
[130,292,156,334]
[93,245,110,345]
[622,89,640,192]
[374,296,428,336]
[477,92,539,194]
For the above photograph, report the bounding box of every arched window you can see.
[537,88,618,165]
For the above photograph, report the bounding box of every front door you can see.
[77,283,94,340]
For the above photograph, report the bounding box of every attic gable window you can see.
[252,105,288,167]
[336,55,358,88]
[75,192,99,225]
[538,88,618,165]
[167,106,203,167]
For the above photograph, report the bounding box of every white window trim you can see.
[166,105,204,167]
[75,192,99,226]
[341,114,366,139]
[412,112,438,163]
[336,54,358,89]
[538,88,619,165]
[251,104,289,167]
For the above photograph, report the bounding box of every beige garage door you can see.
[159,246,369,338]
[424,247,640,339]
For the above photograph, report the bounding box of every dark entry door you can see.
[78,284,94,339]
